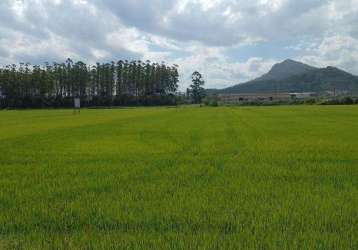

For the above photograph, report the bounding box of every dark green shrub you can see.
[203,95,219,107]
[341,97,354,105]
[304,99,316,105]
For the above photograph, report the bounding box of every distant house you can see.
[218,93,292,104]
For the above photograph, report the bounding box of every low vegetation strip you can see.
[0,106,357,249]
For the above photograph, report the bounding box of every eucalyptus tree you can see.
[0,58,180,108]
[116,60,123,96]
[122,60,129,95]
[189,71,205,104]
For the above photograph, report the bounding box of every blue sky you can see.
[1,0,358,90]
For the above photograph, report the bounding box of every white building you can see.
[219,93,292,104]
[219,92,318,104]
[289,92,317,99]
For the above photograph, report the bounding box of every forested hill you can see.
[0,59,179,108]
[215,59,358,94]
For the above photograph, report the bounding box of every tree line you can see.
[0,59,179,108]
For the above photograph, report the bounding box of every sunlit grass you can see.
[0,106,357,249]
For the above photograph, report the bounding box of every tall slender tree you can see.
[189,71,205,104]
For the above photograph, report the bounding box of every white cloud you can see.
[171,45,277,89]
[300,35,358,74]
[1,0,358,89]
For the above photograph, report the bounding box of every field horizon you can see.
[1,106,357,249]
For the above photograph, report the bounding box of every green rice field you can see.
[0,106,357,249]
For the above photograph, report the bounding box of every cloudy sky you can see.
[1,0,358,89]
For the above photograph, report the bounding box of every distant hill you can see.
[213,59,358,94]
[256,59,317,81]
